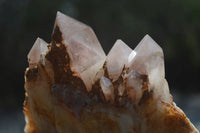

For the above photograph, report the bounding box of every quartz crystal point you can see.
[126,70,146,104]
[100,76,115,102]
[24,11,199,133]
[128,34,164,76]
[27,38,48,68]
[106,39,132,82]
[127,35,171,104]
[54,11,106,91]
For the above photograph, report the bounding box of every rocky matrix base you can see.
[24,11,199,133]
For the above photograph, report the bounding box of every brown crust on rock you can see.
[162,102,194,133]
[52,25,63,44]
[89,80,106,103]
[138,89,153,106]
[46,26,86,92]
[25,68,38,82]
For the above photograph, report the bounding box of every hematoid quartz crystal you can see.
[24,11,199,133]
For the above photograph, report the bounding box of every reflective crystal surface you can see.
[128,34,164,76]
[127,35,170,103]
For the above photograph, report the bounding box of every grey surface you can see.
[0,93,199,133]
[0,111,25,133]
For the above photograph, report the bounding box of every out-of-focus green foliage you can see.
[0,0,199,110]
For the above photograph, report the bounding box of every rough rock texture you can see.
[24,11,199,133]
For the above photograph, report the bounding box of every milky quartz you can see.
[128,35,164,76]
[127,35,170,104]
[106,39,132,82]
[100,76,114,102]
[28,38,48,68]
[55,12,106,91]
[25,12,199,133]
[126,70,144,104]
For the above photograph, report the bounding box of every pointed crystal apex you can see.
[127,35,171,103]
[53,11,106,91]
[135,35,163,56]
[100,76,114,102]
[54,11,105,57]
[28,38,48,68]
[128,34,164,77]
[106,39,132,81]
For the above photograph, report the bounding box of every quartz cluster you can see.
[24,11,199,133]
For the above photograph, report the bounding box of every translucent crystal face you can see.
[54,12,106,91]
[100,76,114,102]
[106,39,132,82]
[127,35,164,76]
[126,70,144,104]
[55,11,106,62]
[28,38,48,68]
[126,35,170,103]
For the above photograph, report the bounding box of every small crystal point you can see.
[106,39,132,81]
[100,76,114,102]
[126,70,144,104]
[127,35,170,103]
[54,11,106,91]
[28,38,48,68]
[128,34,164,76]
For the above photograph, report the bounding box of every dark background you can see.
[0,0,200,132]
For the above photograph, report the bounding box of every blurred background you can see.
[0,0,200,132]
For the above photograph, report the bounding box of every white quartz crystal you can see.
[106,39,132,82]
[100,76,114,102]
[127,35,164,76]
[127,35,171,104]
[126,70,144,104]
[55,11,106,91]
[28,38,48,68]
[128,51,136,64]
[118,83,125,96]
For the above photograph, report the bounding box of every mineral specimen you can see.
[24,11,199,133]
